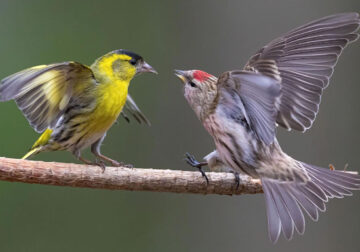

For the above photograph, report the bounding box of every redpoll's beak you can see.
[174,70,187,83]
[137,61,158,74]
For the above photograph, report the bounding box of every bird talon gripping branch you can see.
[118,162,134,169]
[185,153,209,184]
[94,159,106,173]
[231,171,241,190]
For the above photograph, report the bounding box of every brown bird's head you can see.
[174,69,218,120]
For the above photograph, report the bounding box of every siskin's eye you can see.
[189,81,197,88]
[129,59,137,66]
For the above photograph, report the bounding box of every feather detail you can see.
[121,94,151,126]
[0,62,97,132]
[217,71,281,145]
[244,12,360,132]
[262,162,360,243]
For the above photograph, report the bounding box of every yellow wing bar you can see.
[0,62,97,132]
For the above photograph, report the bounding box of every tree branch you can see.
[0,157,262,195]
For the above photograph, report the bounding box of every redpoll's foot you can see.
[185,152,209,185]
[230,171,240,190]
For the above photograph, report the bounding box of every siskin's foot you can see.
[78,156,106,172]
[109,159,134,168]
[118,162,134,168]
[185,152,209,185]
[94,153,134,168]
[94,159,106,173]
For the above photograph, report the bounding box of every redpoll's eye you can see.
[189,81,197,88]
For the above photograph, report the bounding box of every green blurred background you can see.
[0,0,359,251]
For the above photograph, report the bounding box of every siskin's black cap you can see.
[114,49,143,62]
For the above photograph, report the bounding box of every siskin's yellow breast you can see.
[88,80,129,134]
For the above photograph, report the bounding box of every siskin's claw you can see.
[122,163,134,168]
[94,159,106,173]
[110,160,134,168]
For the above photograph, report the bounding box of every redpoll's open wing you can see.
[0,62,97,132]
[217,71,281,145]
[244,12,360,131]
[121,94,151,126]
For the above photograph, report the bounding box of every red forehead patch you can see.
[193,70,213,82]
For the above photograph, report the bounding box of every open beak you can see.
[138,61,158,74]
[174,69,187,83]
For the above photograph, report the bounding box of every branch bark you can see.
[0,157,262,195]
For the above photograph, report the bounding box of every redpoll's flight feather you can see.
[175,13,360,243]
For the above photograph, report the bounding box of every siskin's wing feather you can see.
[244,12,360,132]
[121,94,151,126]
[0,62,97,132]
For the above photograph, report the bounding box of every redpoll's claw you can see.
[185,152,209,185]
[230,171,240,190]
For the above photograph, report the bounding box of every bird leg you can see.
[74,150,106,172]
[94,153,133,168]
[93,159,106,172]
[78,156,93,165]
[185,152,209,184]
[90,136,133,168]
[230,171,240,190]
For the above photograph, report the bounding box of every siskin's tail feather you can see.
[262,162,360,243]
[22,147,42,159]
[21,128,52,159]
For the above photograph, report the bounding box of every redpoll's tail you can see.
[262,162,360,243]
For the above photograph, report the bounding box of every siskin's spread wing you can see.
[244,12,360,132]
[121,94,151,126]
[0,62,97,132]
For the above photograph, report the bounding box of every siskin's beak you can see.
[174,70,187,83]
[137,61,158,74]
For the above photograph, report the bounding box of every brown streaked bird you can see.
[174,13,360,243]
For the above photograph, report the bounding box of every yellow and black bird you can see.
[0,49,157,168]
